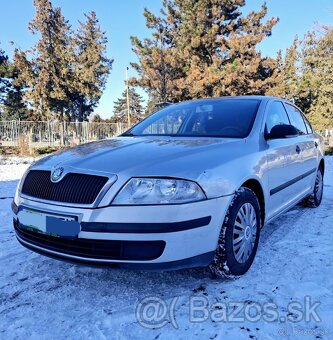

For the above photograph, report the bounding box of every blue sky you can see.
[0,0,332,118]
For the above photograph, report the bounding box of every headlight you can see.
[112,178,206,205]
[14,167,30,205]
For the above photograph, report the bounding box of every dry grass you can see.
[18,135,32,156]
[0,145,65,156]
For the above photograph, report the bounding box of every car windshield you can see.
[124,99,260,138]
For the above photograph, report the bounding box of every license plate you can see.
[17,208,80,238]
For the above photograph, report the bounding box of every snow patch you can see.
[0,156,332,339]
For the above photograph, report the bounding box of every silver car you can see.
[12,96,325,276]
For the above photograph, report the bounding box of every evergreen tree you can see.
[71,11,113,121]
[14,0,74,120]
[91,113,103,122]
[13,1,112,122]
[2,84,29,120]
[112,87,144,123]
[299,26,333,129]
[131,0,278,103]
[0,47,11,108]
[267,38,300,102]
[130,7,182,105]
[0,47,29,120]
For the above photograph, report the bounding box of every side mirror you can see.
[265,124,298,140]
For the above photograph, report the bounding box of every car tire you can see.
[303,167,324,208]
[209,187,261,278]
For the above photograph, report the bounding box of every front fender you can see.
[197,151,268,200]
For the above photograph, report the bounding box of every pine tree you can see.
[131,0,278,103]
[130,7,182,105]
[299,26,333,129]
[14,0,74,120]
[267,38,300,102]
[71,11,113,121]
[0,47,29,120]
[0,48,11,108]
[91,113,103,122]
[13,2,112,122]
[2,84,30,120]
[112,87,144,123]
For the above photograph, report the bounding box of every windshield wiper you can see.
[121,131,136,137]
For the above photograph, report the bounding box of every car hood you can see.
[32,136,246,184]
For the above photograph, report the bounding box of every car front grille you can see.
[21,170,108,204]
[14,221,165,261]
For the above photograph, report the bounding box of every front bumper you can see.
[12,195,232,270]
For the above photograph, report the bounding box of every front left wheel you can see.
[209,187,261,277]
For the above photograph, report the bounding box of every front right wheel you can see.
[210,187,261,277]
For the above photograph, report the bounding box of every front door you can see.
[264,101,305,219]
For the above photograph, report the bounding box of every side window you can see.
[285,104,307,135]
[265,101,290,134]
[302,114,313,134]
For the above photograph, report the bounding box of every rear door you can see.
[284,103,317,190]
[264,101,306,219]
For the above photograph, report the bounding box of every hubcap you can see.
[314,170,323,201]
[233,203,257,264]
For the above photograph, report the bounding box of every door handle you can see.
[296,145,301,154]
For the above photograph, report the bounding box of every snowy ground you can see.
[0,156,332,340]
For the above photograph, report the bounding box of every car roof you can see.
[173,95,285,105]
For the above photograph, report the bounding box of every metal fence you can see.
[0,120,333,149]
[0,121,128,148]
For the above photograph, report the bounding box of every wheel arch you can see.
[240,178,265,226]
[319,158,325,175]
